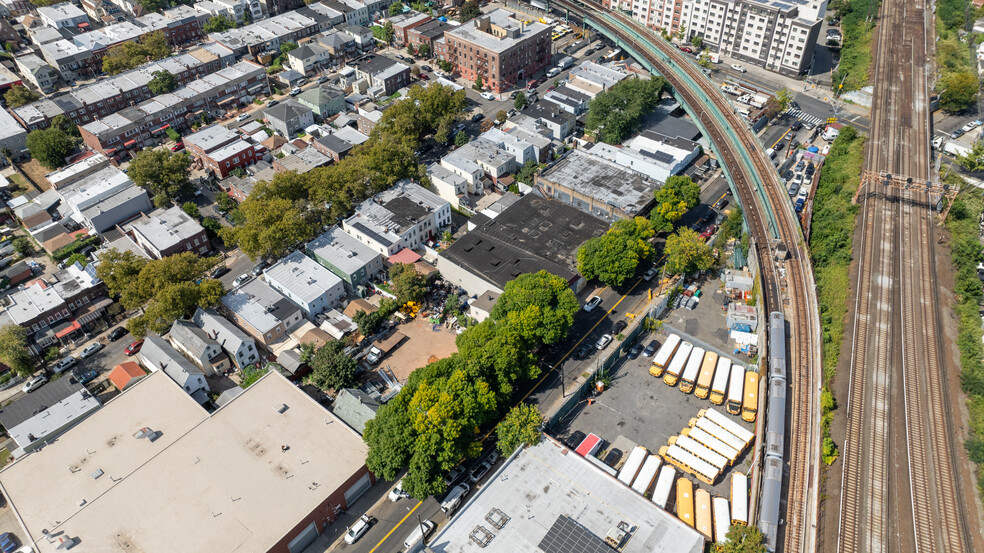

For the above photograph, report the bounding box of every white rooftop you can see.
[263,251,343,305]
[306,226,380,275]
[127,206,204,253]
[8,389,101,454]
[429,436,705,553]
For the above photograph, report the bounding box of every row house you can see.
[12,44,236,131]
[208,4,341,58]
[342,181,451,258]
[78,60,268,158]
[125,206,211,259]
[221,278,303,347]
[184,124,261,178]
[407,19,452,51]
[387,11,432,46]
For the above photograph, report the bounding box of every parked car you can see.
[289,86,302,96]
[627,342,643,359]
[789,120,803,131]
[573,342,593,360]
[418,72,429,80]
[678,46,693,53]
[250,261,269,277]
[236,113,251,122]
[565,430,586,449]
[21,375,47,393]
[445,464,467,486]
[79,343,103,359]
[714,198,729,210]
[317,75,329,84]
[74,368,98,385]
[471,112,485,122]
[612,320,627,335]
[170,142,184,152]
[209,266,231,279]
[730,64,746,73]
[583,295,603,312]
[643,339,659,357]
[643,267,658,281]
[480,91,496,100]
[422,65,433,72]
[51,356,76,373]
[440,482,471,515]
[468,459,493,483]
[773,141,785,152]
[267,99,279,107]
[344,515,373,544]
[108,326,128,341]
[595,333,613,350]
[389,479,410,502]
[950,128,965,139]
[788,183,800,197]
[233,274,251,287]
[602,448,623,468]
[700,225,717,240]
[124,339,144,356]
[961,121,978,132]
[795,198,806,213]
[0,533,17,553]
[821,144,831,155]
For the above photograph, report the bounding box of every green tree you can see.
[496,403,543,455]
[515,160,539,185]
[514,91,527,110]
[388,1,404,15]
[697,51,712,68]
[957,140,984,172]
[775,87,793,112]
[11,237,30,256]
[459,0,481,21]
[496,109,507,124]
[434,118,450,144]
[650,175,701,233]
[147,70,177,94]
[577,217,655,287]
[690,35,703,49]
[182,201,200,219]
[383,20,395,43]
[203,14,236,33]
[719,524,767,553]
[664,228,715,275]
[102,31,171,74]
[50,114,80,137]
[473,75,484,91]
[0,324,34,377]
[308,341,357,391]
[454,130,468,146]
[675,23,687,41]
[220,197,320,260]
[438,59,453,73]
[26,128,75,169]
[4,85,38,108]
[488,270,579,345]
[65,252,88,267]
[280,42,298,54]
[407,43,416,56]
[127,149,192,204]
[939,71,978,113]
[417,43,431,57]
[390,262,427,304]
[585,77,669,144]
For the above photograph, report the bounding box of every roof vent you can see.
[133,427,160,442]
[275,403,288,414]
[89,469,104,480]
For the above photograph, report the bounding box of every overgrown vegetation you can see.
[935,0,978,113]
[809,126,866,465]
[585,77,669,144]
[102,31,171,75]
[828,0,880,92]
[577,217,655,286]
[943,174,984,493]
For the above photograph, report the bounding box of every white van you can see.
[440,483,470,515]
[403,519,435,552]
[822,126,840,141]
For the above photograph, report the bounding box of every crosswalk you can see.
[786,109,824,126]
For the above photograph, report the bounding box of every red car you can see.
[124,339,144,356]
[679,46,694,53]
[419,73,429,80]
[171,143,184,152]
[700,225,717,241]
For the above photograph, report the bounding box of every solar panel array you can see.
[538,515,611,553]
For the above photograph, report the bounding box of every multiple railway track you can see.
[546,1,821,551]
[837,0,980,551]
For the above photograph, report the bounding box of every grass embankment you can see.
[829,0,880,92]
[808,126,866,465]
[943,175,984,493]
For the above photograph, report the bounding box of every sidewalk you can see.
[301,477,399,552]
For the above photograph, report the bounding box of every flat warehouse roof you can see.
[428,436,704,553]
[0,370,368,553]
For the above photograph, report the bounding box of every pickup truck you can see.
[365,332,407,365]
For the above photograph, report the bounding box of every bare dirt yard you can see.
[383,316,459,382]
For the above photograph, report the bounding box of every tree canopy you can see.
[102,31,171,75]
[127,149,192,206]
[203,14,236,33]
[577,217,655,287]
[0,324,35,377]
[664,227,715,275]
[585,77,669,144]
[147,70,177,95]
[719,524,767,553]
[389,263,427,304]
[939,71,978,113]
[308,340,357,391]
[50,114,80,137]
[96,250,223,337]
[364,270,577,499]
[4,85,38,108]
[650,175,701,233]
[388,1,405,15]
[496,403,543,456]
[26,128,76,169]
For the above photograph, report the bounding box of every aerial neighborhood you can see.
[0,0,974,553]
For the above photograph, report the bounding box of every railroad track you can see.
[836,0,978,551]
[546,2,820,551]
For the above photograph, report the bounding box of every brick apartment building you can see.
[78,61,268,158]
[125,206,211,259]
[436,9,551,94]
[184,125,261,178]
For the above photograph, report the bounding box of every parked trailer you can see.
[650,333,681,377]
[659,445,719,485]
[695,488,713,541]
[700,408,755,444]
[726,365,745,415]
[742,371,760,422]
[679,347,706,394]
[575,433,602,457]
[651,466,676,509]
[682,426,740,464]
[692,416,747,453]
[631,454,662,496]
[671,435,729,471]
[664,341,694,387]
[676,477,695,527]
[713,496,731,543]
[708,356,733,404]
[694,351,719,399]
[617,446,649,486]
[731,473,749,526]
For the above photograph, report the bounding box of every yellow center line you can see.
[368,500,422,553]
[771,128,791,149]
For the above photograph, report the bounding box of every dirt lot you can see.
[17,160,52,191]
[381,316,459,382]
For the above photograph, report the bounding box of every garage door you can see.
[344,473,372,505]
[287,522,318,553]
